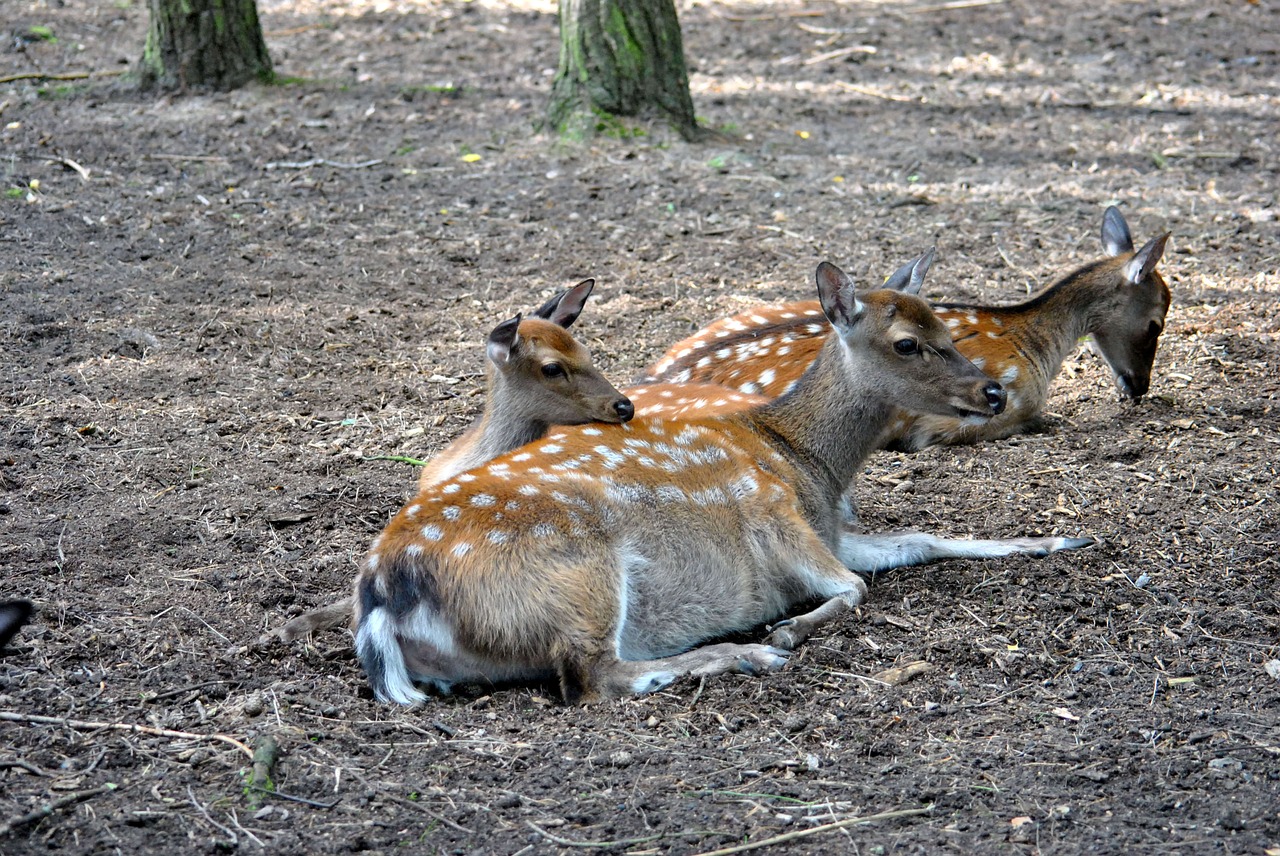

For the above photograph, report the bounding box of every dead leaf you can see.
[1264,660,1280,681]
[1010,816,1033,828]
[1051,707,1080,722]
[873,660,933,686]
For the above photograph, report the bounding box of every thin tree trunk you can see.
[547,0,702,141]
[139,0,273,92]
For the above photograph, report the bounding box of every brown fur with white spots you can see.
[351,259,1091,705]
[269,281,632,643]
[642,207,1171,450]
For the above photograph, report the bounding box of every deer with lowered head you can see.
[351,258,1093,705]
[270,281,633,643]
[641,206,1171,451]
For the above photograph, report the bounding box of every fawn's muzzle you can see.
[613,398,635,421]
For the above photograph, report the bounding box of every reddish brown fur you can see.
[643,211,1171,449]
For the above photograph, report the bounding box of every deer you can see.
[269,280,634,643]
[640,206,1171,451]
[351,258,1093,705]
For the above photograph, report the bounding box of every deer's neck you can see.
[466,377,549,466]
[985,257,1122,374]
[751,336,892,517]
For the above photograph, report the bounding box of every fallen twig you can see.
[249,786,338,809]
[264,158,383,171]
[525,821,726,849]
[688,805,934,856]
[33,155,91,182]
[0,782,118,836]
[187,785,238,848]
[0,711,253,761]
[246,734,280,810]
[900,0,1008,13]
[0,69,126,85]
[834,81,918,103]
[364,454,428,467]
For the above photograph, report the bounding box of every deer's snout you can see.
[613,398,635,422]
[983,381,1007,415]
[1116,372,1147,400]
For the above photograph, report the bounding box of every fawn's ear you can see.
[816,262,864,328]
[1123,233,1170,286]
[486,314,523,365]
[0,600,33,651]
[881,247,935,296]
[531,279,595,328]
[1101,206,1134,257]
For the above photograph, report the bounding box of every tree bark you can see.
[547,0,702,141]
[138,0,273,92]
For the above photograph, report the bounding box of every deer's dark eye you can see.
[1147,321,1162,338]
[893,338,919,356]
[541,363,566,379]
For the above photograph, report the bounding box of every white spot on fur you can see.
[532,522,557,538]
[421,524,444,542]
[750,314,768,324]
[487,530,510,545]
[972,356,986,370]
[758,368,776,386]
[804,309,821,317]
[404,504,420,519]
[451,542,472,558]
[780,311,796,319]
[517,484,540,497]
[696,357,711,368]
[505,500,521,511]
[805,324,824,334]
[471,494,496,507]
[716,347,731,359]
[986,330,998,339]
[966,314,979,325]
[582,427,602,436]
[456,473,476,483]
[945,317,960,329]
[540,443,563,454]
[442,483,460,494]
[672,369,691,383]
[405,543,423,557]
[366,553,380,572]
[441,505,460,521]
[512,452,532,462]
[740,382,761,394]
[1001,365,1020,383]
[776,346,791,356]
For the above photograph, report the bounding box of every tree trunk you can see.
[547,0,702,141]
[138,0,273,92]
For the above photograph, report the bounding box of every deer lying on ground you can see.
[352,259,1092,705]
[641,207,1171,450]
[270,281,633,643]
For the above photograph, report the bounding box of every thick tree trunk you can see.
[547,0,702,141]
[138,0,273,91]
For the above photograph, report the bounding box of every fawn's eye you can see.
[1147,320,1162,338]
[541,363,566,379]
[893,338,919,356]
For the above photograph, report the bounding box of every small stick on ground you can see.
[688,805,934,856]
[264,158,384,170]
[0,782,119,836]
[0,69,126,84]
[0,711,253,761]
[246,734,280,810]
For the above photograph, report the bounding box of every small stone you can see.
[608,750,633,768]
[242,693,265,717]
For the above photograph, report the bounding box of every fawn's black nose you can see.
[614,398,635,421]
[984,382,1007,415]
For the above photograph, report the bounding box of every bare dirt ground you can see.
[2,0,1278,852]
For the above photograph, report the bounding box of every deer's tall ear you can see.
[816,262,864,328]
[486,314,522,365]
[1123,233,1169,285]
[531,279,595,328]
[1101,206,1134,257]
[881,247,935,296]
